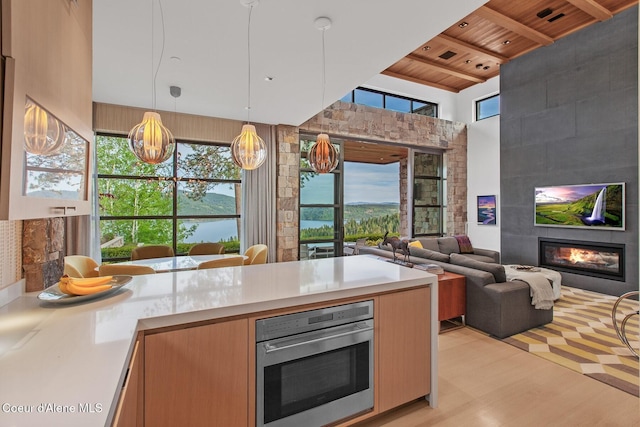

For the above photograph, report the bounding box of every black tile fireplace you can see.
[539,238,625,281]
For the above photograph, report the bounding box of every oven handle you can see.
[263,322,373,354]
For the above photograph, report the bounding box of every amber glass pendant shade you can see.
[308,133,338,173]
[128,111,175,164]
[23,99,66,155]
[230,124,267,170]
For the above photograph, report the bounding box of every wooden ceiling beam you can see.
[475,5,554,46]
[436,34,510,64]
[406,54,486,83]
[566,0,613,21]
[381,70,461,93]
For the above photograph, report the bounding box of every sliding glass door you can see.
[299,135,343,260]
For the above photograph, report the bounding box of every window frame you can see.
[95,133,242,261]
[475,93,500,121]
[341,87,438,118]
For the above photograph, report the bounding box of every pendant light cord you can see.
[320,26,326,133]
[152,0,167,112]
[247,4,254,124]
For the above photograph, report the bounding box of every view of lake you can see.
[183,220,332,243]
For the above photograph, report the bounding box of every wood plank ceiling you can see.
[344,0,637,164]
[384,0,638,93]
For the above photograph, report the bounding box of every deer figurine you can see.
[382,231,410,263]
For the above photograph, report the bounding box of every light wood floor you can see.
[355,327,640,427]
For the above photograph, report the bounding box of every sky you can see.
[211,161,401,204]
[344,162,400,204]
[535,184,609,204]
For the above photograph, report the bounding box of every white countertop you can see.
[0,256,436,427]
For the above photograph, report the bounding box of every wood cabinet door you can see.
[112,338,142,427]
[145,319,249,427]
[377,287,431,412]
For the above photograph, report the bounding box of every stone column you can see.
[275,125,300,262]
[22,218,65,291]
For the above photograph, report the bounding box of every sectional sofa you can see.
[358,236,553,338]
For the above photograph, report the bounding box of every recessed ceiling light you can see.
[170,56,181,62]
[465,60,472,64]
[475,63,483,69]
[458,22,468,28]
[264,76,274,82]
[422,45,431,51]
[503,40,511,45]
[483,66,490,70]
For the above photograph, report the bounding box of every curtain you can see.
[65,215,92,257]
[241,124,277,262]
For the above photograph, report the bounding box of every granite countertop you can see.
[0,256,436,427]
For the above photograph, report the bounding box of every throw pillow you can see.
[454,235,474,254]
[408,240,423,249]
[409,246,450,263]
[449,253,506,283]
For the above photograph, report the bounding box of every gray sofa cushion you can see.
[449,253,506,283]
[408,246,450,263]
[461,253,498,263]
[437,237,460,255]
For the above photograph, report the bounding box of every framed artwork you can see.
[534,183,625,230]
[477,195,497,225]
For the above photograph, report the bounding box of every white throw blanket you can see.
[506,269,555,310]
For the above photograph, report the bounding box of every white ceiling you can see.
[93,0,487,126]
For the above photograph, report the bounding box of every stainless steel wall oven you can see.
[256,300,374,427]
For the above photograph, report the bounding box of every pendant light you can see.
[308,16,338,174]
[230,0,267,171]
[128,0,175,165]
[23,98,66,156]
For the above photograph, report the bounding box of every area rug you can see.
[502,286,639,397]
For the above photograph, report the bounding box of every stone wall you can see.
[275,125,301,262]
[22,218,65,292]
[275,101,467,262]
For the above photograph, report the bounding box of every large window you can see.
[476,94,500,120]
[96,135,241,261]
[413,152,446,236]
[341,87,438,118]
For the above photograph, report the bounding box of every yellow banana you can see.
[68,276,113,287]
[58,276,72,295]
[65,282,112,296]
[57,275,113,295]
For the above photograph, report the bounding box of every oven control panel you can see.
[255,300,373,342]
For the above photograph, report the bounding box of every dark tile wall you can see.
[500,6,638,296]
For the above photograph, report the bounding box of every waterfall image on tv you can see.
[534,183,625,230]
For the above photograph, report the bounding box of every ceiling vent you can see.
[537,8,553,18]
[548,13,565,22]
[439,50,457,60]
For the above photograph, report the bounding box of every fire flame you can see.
[568,248,599,264]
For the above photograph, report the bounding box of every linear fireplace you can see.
[539,238,625,281]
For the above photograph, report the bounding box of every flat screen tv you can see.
[534,183,625,230]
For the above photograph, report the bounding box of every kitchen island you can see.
[0,256,438,426]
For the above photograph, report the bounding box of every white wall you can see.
[454,77,501,252]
